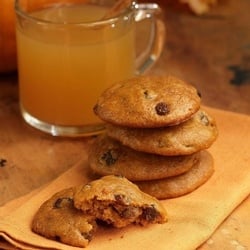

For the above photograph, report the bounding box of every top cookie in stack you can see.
[94,75,201,128]
[90,75,218,199]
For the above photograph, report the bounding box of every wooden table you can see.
[0,0,249,249]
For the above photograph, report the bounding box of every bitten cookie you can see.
[74,175,168,228]
[107,109,218,156]
[88,134,200,181]
[94,75,201,128]
[31,187,97,248]
[135,150,214,199]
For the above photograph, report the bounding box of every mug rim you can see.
[15,0,138,26]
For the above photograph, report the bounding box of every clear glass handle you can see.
[134,3,166,75]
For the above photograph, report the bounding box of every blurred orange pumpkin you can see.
[0,0,97,74]
[0,0,17,74]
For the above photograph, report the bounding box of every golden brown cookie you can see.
[31,187,97,248]
[94,75,201,128]
[135,150,214,199]
[88,134,200,181]
[107,109,218,156]
[74,175,168,228]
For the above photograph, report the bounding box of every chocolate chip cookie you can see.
[94,75,201,128]
[88,134,200,181]
[31,187,97,248]
[135,150,214,199]
[107,109,218,156]
[74,175,168,228]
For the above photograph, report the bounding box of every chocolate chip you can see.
[101,149,118,166]
[54,197,74,209]
[155,102,169,116]
[115,206,139,219]
[142,205,158,222]
[120,207,135,218]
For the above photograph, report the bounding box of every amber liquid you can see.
[16,4,135,126]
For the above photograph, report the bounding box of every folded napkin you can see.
[0,107,250,250]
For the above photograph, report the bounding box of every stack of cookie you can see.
[89,75,218,199]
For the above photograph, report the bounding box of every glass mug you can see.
[15,0,165,137]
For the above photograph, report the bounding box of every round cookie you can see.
[107,109,218,156]
[74,175,168,228]
[32,187,97,248]
[88,134,200,181]
[94,75,201,128]
[135,150,214,199]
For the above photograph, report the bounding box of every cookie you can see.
[32,187,96,248]
[94,75,201,128]
[107,109,218,156]
[135,150,214,199]
[74,175,168,228]
[88,134,200,181]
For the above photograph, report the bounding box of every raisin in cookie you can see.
[107,109,218,156]
[88,134,200,181]
[32,187,96,248]
[135,150,214,199]
[74,175,168,228]
[94,75,201,128]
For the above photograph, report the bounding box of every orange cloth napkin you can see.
[0,107,250,250]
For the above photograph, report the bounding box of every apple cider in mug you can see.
[15,0,165,136]
[16,4,135,128]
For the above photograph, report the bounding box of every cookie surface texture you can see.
[135,150,214,199]
[88,134,199,181]
[74,175,168,228]
[107,109,218,156]
[94,75,201,127]
[32,187,96,248]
